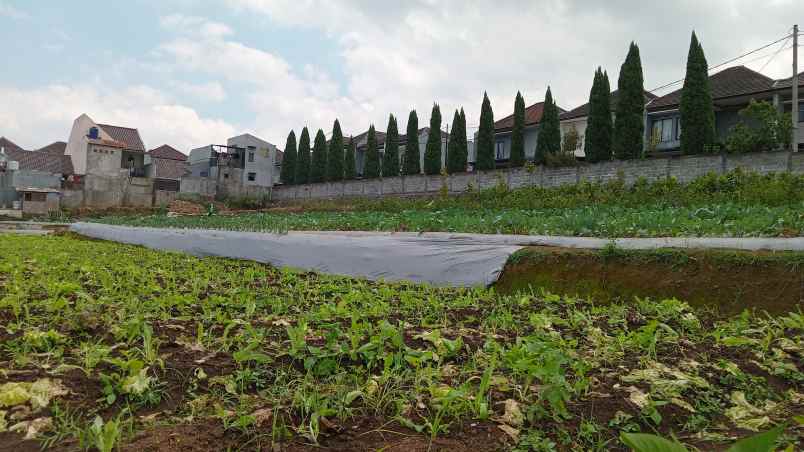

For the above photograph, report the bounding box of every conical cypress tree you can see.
[403,110,421,175]
[344,137,357,180]
[424,104,442,175]
[510,91,526,167]
[585,68,613,162]
[295,127,311,184]
[680,32,716,155]
[476,92,495,171]
[310,129,328,183]
[327,119,345,181]
[280,130,297,185]
[535,87,561,163]
[383,114,400,177]
[459,108,468,170]
[613,42,645,160]
[364,125,380,178]
[447,109,463,173]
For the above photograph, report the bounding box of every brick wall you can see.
[270,151,801,201]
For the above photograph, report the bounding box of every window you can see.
[495,141,507,160]
[200,171,208,177]
[247,172,256,182]
[248,152,255,162]
[23,192,46,202]
[799,103,804,122]
[652,117,679,143]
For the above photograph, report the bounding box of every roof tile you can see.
[97,124,146,151]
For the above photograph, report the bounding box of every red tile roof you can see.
[494,102,566,131]
[648,66,776,111]
[4,147,73,175]
[151,158,188,180]
[36,141,67,155]
[97,124,146,151]
[0,136,23,151]
[148,144,187,161]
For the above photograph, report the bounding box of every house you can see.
[349,127,449,177]
[559,91,658,157]
[186,133,276,195]
[145,145,188,192]
[0,137,73,215]
[490,102,566,164]
[65,114,147,177]
[645,66,804,152]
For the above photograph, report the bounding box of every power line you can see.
[648,32,793,93]
[758,35,792,73]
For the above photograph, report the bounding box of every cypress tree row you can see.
[475,92,495,171]
[364,125,380,178]
[295,127,311,184]
[458,108,468,171]
[310,129,328,183]
[680,31,716,155]
[613,42,645,160]
[585,68,613,163]
[328,119,344,181]
[510,91,526,167]
[424,104,442,175]
[446,109,465,173]
[344,137,357,180]
[280,130,297,185]
[403,110,421,175]
[535,87,561,163]
[383,114,400,177]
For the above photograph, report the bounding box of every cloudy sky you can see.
[1,0,802,152]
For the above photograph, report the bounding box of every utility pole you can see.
[793,24,799,152]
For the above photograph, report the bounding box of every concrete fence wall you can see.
[272,151,801,202]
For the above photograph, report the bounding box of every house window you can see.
[495,141,507,160]
[247,172,256,182]
[652,117,679,143]
[799,103,804,122]
[248,152,255,162]
[23,192,46,202]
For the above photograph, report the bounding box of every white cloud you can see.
[173,81,228,102]
[160,14,233,38]
[0,83,237,152]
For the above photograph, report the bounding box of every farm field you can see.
[0,234,802,451]
[93,170,804,238]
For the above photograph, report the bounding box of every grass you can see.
[90,170,804,238]
[0,234,802,450]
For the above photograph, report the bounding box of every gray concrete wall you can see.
[270,151,802,201]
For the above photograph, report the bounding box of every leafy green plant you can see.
[621,424,785,452]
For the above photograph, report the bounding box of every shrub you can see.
[725,100,792,154]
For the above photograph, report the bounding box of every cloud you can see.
[0,83,237,152]
[0,2,27,19]
[173,81,228,102]
[160,14,233,38]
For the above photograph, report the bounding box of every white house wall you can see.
[227,134,276,188]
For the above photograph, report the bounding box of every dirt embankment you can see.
[496,247,804,315]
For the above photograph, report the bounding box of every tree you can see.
[424,104,442,175]
[295,127,311,184]
[364,125,380,178]
[403,110,421,175]
[535,86,561,164]
[310,129,328,183]
[476,92,495,171]
[613,42,645,160]
[725,100,792,153]
[585,68,614,162]
[383,114,400,177]
[458,108,468,171]
[344,137,357,180]
[680,31,717,155]
[328,119,344,181]
[562,124,580,154]
[447,109,467,173]
[510,91,526,167]
[280,130,297,185]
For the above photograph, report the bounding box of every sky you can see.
[1,0,802,153]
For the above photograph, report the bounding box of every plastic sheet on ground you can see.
[69,223,524,287]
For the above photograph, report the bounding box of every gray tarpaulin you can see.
[70,223,804,287]
[69,223,523,287]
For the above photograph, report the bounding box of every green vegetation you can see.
[585,67,613,163]
[476,92,496,171]
[424,104,443,175]
[1,234,800,450]
[295,127,311,185]
[280,130,297,185]
[310,129,328,183]
[726,100,793,154]
[404,110,421,175]
[510,92,526,167]
[98,170,804,238]
[364,125,380,179]
[680,31,717,155]
[344,137,357,180]
[536,86,561,164]
[328,119,344,182]
[382,114,400,177]
[447,108,469,173]
[613,42,645,160]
